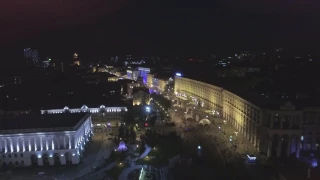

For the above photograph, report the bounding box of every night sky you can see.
[1,0,320,58]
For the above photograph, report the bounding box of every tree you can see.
[118,125,125,138]
[125,128,130,140]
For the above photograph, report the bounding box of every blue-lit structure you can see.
[138,67,151,84]
[176,73,182,77]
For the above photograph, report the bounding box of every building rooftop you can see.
[132,87,150,94]
[180,69,320,110]
[154,72,174,80]
[0,113,90,133]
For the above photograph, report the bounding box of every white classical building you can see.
[40,105,128,126]
[0,113,93,167]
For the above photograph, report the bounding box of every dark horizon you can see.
[1,0,320,59]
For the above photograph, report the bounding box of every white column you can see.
[40,137,43,151]
[46,137,49,150]
[10,139,13,152]
[34,137,37,151]
[28,138,31,151]
[4,139,7,153]
[16,138,20,152]
[52,138,55,150]
[22,139,26,152]
[69,136,71,149]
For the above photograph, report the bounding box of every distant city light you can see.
[198,145,201,150]
[176,73,182,77]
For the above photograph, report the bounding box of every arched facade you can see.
[175,76,302,158]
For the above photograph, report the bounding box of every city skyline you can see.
[1,0,320,59]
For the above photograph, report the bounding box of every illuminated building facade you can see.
[147,73,154,88]
[138,67,152,84]
[146,73,173,94]
[0,113,92,167]
[132,87,150,106]
[175,76,303,158]
[127,69,139,80]
[41,105,128,127]
[127,77,144,95]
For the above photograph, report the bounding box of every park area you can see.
[101,129,182,179]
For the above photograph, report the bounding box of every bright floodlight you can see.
[146,106,150,112]
[117,141,128,152]
[176,73,182,77]
[198,145,201,150]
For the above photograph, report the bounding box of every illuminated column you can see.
[40,137,43,151]
[34,137,37,151]
[277,136,282,158]
[46,137,49,150]
[287,136,292,157]
[10,139,13,152]
[4,139,7,153]
[22,139,25,152]
[69,136,71,149]
[28,138,31,151]
[16,139,20,152]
